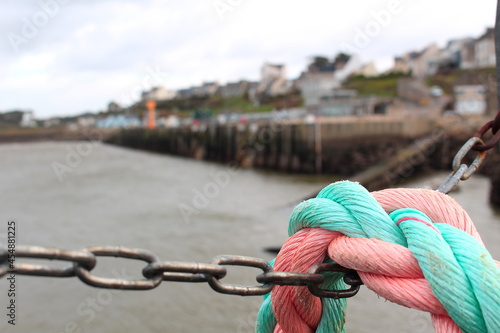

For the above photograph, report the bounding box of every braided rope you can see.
[256,181,500,333]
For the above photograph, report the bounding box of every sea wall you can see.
[107,117,436,175]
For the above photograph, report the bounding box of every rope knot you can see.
[257,181,500,333]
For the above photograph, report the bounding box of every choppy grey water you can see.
[0,142,498,333]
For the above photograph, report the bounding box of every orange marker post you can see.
[146,100,156,129]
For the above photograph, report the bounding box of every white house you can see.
[200,82,220,96]
[298,54,363,108]
[409,44,443,78]
[257,63,291,96]
[220,81,249,98]
[20,111,36,127]
[261,63,286,82]
[190,86,205,97]
[475,28,496,68]
[389,56,411,74]
[142,86,177,101]
[389,44,442,77]
[353,62,379,77]
[458,40,477,70]
[297,72,341,107]
[77,116,97,128]
[439,38,475,69]
[454,85,487,115]
[177,88,194,99]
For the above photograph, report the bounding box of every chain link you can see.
[437,111,500,193]
[0,245,362,298]
[308,263,363,299]
[207,255,274,296]
[472,110,500,151]
[73,246,163,290]
[437,137,487,194]
[13,246,96,277]
[143,261,226,283]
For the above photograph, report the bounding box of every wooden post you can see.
[275,124,282,170]
[315,120,322,174]
[288,124,295,172]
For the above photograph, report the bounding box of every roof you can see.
[477,28,494,41]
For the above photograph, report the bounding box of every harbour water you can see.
[0,142,499,333]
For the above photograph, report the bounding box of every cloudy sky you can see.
[0,0,496,119]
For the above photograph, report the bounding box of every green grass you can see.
[343,68,497,97]
[208,96,275,113]
[140,95,276,115]
[343,73,410,97]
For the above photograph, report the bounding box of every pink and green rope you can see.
[256,181,500,333]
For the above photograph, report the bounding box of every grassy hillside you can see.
[344,68,497,97]
[343,73,410,97]
[130,93,302,116]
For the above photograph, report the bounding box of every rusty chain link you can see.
[437,136,487,194]
[436,110,500,193]
[472,110,500,152]
[0,245,363,299]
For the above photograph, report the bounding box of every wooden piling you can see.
[314,122,322,174]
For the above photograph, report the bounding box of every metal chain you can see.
[471,113,500,152]
[436,110,500,193]
[437,136,487,194]
[0,245,363,299]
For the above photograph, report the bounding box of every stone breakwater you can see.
[106,117,436,176]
